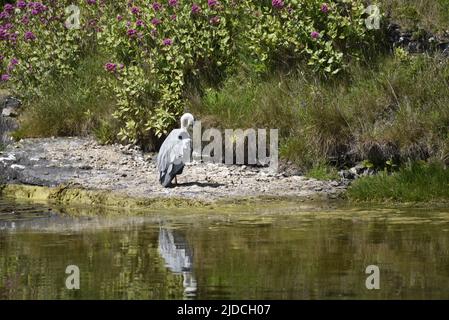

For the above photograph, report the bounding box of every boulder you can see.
[1,97,21,117]
[0,95,21,145]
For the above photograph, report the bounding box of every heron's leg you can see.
[174,176,178,185]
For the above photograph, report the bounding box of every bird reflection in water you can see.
[158,227,197,298]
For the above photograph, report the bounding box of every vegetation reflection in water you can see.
[0,198,449,300]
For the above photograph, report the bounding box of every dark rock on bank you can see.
[387,23,449,56]
[0,92,21,147]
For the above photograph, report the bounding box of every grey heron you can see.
[158,227,197,295]
[157,113,194,187]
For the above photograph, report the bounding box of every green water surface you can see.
[0,197,448,300]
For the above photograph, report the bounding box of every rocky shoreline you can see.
[0,137,348,206]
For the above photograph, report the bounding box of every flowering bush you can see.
[244,0,370,74]
[97,0,244,142]
[1,0,378,145]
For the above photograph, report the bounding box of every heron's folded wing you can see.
[158,140,186,173]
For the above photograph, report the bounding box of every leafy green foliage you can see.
[1,0,376,145]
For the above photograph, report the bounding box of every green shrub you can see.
[0,1,104,99]
[13,54,115,138]
[348,161,449,202]
[1,0,378,146]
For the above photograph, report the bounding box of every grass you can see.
[12,54,117,141]
[379,0,449,33]
[347,161,449,202]
[306,163,340,181]
[189,53,449,173]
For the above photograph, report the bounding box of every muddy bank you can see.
[0,137,347,207]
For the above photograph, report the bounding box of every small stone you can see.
[10,164,25,170]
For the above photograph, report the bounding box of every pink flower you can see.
[320,3,329,13]
[0,12,10,20]
[152,2,162,11]
[104,62,117,72]
[208,0,218,8]
[8,58,19,71]
[4,4,14,13]
[151,17,162,26]
[131,6,140,15]
[24,31,36,41]
[209,15,220,25]
[191,3,201,14]
[127,29,137,37]
[162,38,172,46]
[9,31,19,42]
[311,31,320,39]
[1,74,10,82]
[16,1,27,9]
[272,0,284,9]
[168,0,178,7]
[21,15,30,24]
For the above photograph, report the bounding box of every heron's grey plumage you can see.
[157,113,194,187]
[158,227,197,294]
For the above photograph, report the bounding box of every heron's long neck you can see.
[180,120,189,131]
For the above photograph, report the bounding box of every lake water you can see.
[0,197,448,300]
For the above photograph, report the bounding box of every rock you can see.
[0,116,19,146]
[349,164,365,176]
[10,164,25,170]
[361,168,375,176]
[0,153,16,163]
[339,170,355,180]
[1,97,21,117]
[2,107,17,117]
[387,22,449,56]
[439,42,449,57]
